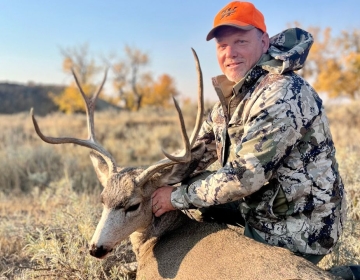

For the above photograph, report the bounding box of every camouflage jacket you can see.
[171,28,347,255]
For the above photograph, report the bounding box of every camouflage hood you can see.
[259,27,314,74]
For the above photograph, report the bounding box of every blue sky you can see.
[1,1,359,101]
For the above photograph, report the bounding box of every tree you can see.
[142,74,178,107]
[291,23,360,100]
[50,44,103,113]
[300,26,334,81]
[112,46,150,111]
[315,58,343,98]
[335,30,360,99]
[51,44,179,112]
[112,46,179,111]
[313,29,360,100]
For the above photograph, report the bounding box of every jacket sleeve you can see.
[171,74,323,209]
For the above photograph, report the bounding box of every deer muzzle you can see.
[89,243,113,259]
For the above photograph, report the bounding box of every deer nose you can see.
[89,243,112,259]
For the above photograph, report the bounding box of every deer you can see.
[31,49,338,280]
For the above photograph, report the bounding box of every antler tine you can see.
[161,96,191,162]
[93,68,108,101]
[134,96,192,187]
[71,68,107,141]
[162,48,203,161]
[134,48,204,187]
[189,48,204,147]
[31,69,116,166]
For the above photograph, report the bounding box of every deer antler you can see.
[32,49,203,188]
[189,48,204,148]
[31,68,117,171]
[134,48,204,188]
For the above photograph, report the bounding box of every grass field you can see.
[0,101,359,279]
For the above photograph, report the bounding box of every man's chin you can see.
[225,73,244,83]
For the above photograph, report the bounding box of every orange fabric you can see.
[206,1,266,41]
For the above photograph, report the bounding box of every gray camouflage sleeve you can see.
[171,75,322,209]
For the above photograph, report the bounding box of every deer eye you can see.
[126,203,140,212]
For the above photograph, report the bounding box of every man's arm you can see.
[152,108,218,217]
[171,74,323,209]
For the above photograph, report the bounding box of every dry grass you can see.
[0,100,359,279]
[0,105,200,279]
[318,101,360,270]
[0,181,136,279]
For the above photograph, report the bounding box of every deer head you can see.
[31,49,205,259]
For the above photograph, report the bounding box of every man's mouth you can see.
[226,61,242,68]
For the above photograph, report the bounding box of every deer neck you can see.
[129,210,187,260]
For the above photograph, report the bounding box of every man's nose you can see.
[226,46,238,58]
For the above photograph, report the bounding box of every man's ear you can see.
[89,151,115,187]
[262,32,270,53]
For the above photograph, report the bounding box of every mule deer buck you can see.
[31,49,337,280]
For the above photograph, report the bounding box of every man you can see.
[151,1,346,265]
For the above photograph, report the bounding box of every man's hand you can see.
[151,185,176,217]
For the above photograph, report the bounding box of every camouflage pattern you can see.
[171,28,347,256]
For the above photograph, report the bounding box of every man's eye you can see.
[236,40,246,45]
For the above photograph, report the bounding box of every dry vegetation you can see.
[0,101,359,279]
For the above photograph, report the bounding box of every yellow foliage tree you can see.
[315,59,343,98]
[142,74,178,107]
[313,29,360,100]
[291,23,360,100]
[50,44,101,113]
[112,45,179,110]
[112,46,150,111]
[336,30,360,99]
[301,26,333,80]
[50,82,95,114]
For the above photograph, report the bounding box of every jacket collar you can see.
[212,56,268,106]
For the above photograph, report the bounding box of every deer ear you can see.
[89,151,115,188]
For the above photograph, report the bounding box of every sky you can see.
[1,1,359,101]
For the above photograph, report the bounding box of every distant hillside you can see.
[0,83,63,115]
[0,82,120,115]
